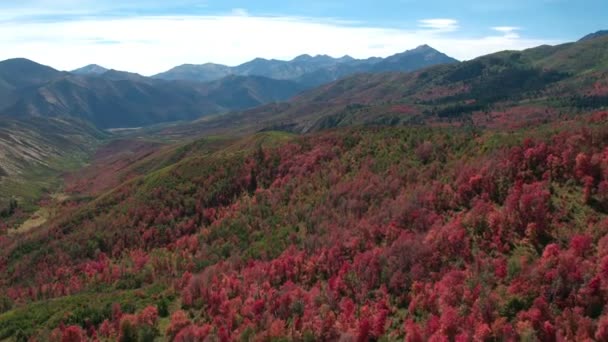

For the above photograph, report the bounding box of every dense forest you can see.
[1,110,608,340]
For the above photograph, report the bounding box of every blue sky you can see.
[1,0,606,75]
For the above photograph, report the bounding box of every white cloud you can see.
[492,26,520,33]
[0,14,558,75]
[231,8,249,17]
[418,18,460,32]
[492,26,521,39]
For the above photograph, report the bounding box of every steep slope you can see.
[1,113,607,340]
[0,79,14,110]
[0,59,65,111]
[153,46,458,85]
[0,58,63,89]
[0,116,106,216]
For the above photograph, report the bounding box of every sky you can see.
[0,0,606,75]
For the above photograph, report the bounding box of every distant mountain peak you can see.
[370,45,458,72]
[3,57,35,64]
[388,45,448,59]
[579,30,608,42]
[410,45,443,54]
[293,54,313,62]
[72,64,108,75]
[0,58,52,69]
[0,58,62,89]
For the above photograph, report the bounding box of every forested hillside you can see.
[1,110,607,340]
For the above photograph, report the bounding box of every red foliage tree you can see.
[167,310,192,340]
[137,305,159,327]
[61,325,86,342]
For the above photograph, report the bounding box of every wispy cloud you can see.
[418,18,460,32]
[0,10,558,75]
[492,26,521,39]
[231,8,249,17]
[0,0,208,23]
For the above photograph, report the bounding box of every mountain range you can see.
[150,33,608,138]
[151,45,458,86]
[0,45,457,131]
[0,59,307,129]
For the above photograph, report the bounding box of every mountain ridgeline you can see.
[152,45,458,86]
[0,60,308,129]
[0,45,457,130]
[148,33,608,137]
